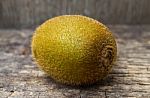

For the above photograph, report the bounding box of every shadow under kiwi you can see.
[43,71,117,90]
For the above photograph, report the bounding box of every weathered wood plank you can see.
[0,0,150,29]
[0,25,150,98]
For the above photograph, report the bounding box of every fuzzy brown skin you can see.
[31,15,117,86]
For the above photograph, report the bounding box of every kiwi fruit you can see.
[31,15,117,86]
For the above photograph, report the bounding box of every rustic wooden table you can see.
[0,25,150,98]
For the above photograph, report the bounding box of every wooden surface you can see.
[0,0,150,29]
[0,25,150,98]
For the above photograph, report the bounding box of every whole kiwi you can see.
[31,15,117,86]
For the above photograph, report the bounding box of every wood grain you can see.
[0,0,150,29]
[0,25,150,98]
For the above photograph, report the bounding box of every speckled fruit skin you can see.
[31,15,117,86]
